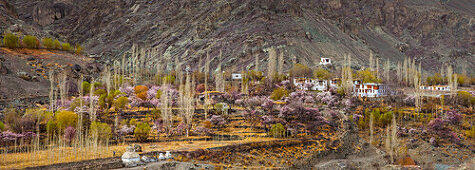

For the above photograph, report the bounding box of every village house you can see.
[419,85,451,91]
[353,82,390,97]
[319,58,332,65]
[293,77,390,98]
[231,73,242,80]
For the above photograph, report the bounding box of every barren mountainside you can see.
[2,0,475,73]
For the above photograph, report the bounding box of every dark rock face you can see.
[6,0,475,74]
[31,2,72,26]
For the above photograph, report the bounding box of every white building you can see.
[231,73,242,80]
[319,58,332,65]
[293,78,329,91]
[354,82,390,97]
[420,85,450,91]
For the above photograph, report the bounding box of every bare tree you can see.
[267,47,277,82]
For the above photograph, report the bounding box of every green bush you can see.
[0,121,4,131]
[62,43,71,51]
[466,127,475,138]
[134,122,151,142]
[314,68,332,80]
[3,33,19,48]
[457,91,473,107]
[113,96,129,110]
[163,75,176,84]
[129,118,137,126]
[269,123,286,138]
[42,38,54,49]
[270,87,288,100]
[75,44,82,54]
[82,81,91,94]
[379,111,393,126]
[55,110,78,132]
[23,35,38,48]
[54,40,61,49]
[289,64,313,78]
[90,121,112,140]
[214,103,228,115]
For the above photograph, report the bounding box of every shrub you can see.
[269,123,286,138]
[0,121,4,131]
[23,35,38,48]
[118,125,135,136]
[4,108,20,127]
[456,91,473,107]
[82,81,91,94]
[134,122,151,142]
[163,75,176,84]
[314,68,332,80]
[270,87,288,100]
[63,126,76,144]
[134,85,149,100]
[171,123,185,136]
[75,44,82,54]
[11,117,35,133]
[61,43,71,51]
[113,96,129,110]
[466,127,475,138]
[55,111,78,132]
[90,121,112,141]
[209,115,226,127]
[203,120,212,129]
[3,33,19,48]
[214,103,228,115]
[444,110,462,125]
[426,73,444,85]
[289,64,313,78]
[194,126,213,136]
[379,111,392,127]
[53,40,61,49]
[357,69,381,83]
[42,38,54,49]
[129,118,137,126]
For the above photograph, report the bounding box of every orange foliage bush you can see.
[203,120,212,129]
[134,85,148,94]
[137,92,148,101]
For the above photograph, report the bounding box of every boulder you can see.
[17,72,32,81]
[73,64,81,72]
[121,145,141,166]
[0,61,9,74]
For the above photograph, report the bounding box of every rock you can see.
[17,72,32,81]
[0,61,9,74]
[8,24,23,32]
[133,144,142,152]
[158,153,165,160]
[127,161,215,170]
[141,156,156,163]
[429,137,438,147]
[306,31,312,40]
[165,151,172,159]
[121,145,141,166]
[73,64,81,72]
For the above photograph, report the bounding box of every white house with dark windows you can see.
[231,73,242,80]
[319,58,332,65]
[353,82,390,97]
[420,85,450,91]
[293,78,331,91]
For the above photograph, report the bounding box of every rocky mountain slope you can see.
[3,0,475,73]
